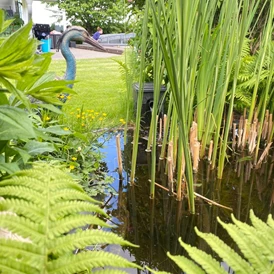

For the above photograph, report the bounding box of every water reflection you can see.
[99,131,274,273]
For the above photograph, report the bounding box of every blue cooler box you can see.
[41,39,51,53]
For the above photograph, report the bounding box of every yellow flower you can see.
[90,109,94,112]
[59,95,64,99]
[119,118,124,123]
[82,112,85,115]
[81,123,85,127]
[46,116,50,121]
[102,113,107,116]
[92,116,95,119]
[95,112,99,115]
[77,108,80,111]
[77,114,81,118]
[82,116,85,119]
[70,112,74,115]
[67,96,71,100]
[69,165,75,170]
[64,127,69,131]
[99,117,103,121]
[71,157,77,161]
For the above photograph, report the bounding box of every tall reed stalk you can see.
[130,0,274,213]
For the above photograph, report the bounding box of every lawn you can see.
[49,55,133,130]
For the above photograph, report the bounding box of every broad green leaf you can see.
[0,105,36,140]
[23,140,56,156]
[0,163,20,174]
[38,125,72,136]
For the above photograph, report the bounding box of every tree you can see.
[45,0,130,34]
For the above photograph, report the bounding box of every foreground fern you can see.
[148,210,274,274]
[0,164,141,273]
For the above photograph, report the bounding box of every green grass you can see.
[49,55,133,130]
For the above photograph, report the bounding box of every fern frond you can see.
[267,214,274,229]
[218,217,269,273]
[0,177,45,192]
[49,215,111,237]
[167,251,205,274]
[178,238,226,274]
[231,214,274,261]
[0,185,45,206]
[0,214,43,244]
[250,210,274,239]
[50,189,96,204]
[0,164,140,273]
[194,227,256,274]
[0,239,43,269]
[47,251,142,274]
[0,256,39,274]
[49,230,138,256]
[0,198,44,223]
[49,200,107,221]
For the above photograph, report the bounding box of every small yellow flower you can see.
[59,95,64,99]
[69,165,75,170]
[64,127,69,131]
[102,113,107,116]
[46,116,50,121]
[77,114,81,118]
[82,112,85,115]
[92,116,95,119]
[95,112,99,115]
[77,108,80,111]
[67,96,71,100]
[99,117,103,121]
[119,118,124,123]
[82,116,85,119]
[82,123,85,127]
[90,109,94,112]
[71,157,77,161]
[70,112,74,115]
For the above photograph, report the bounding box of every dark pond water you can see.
[98,130,274,273]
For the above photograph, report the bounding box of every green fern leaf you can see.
[49,200,107,221]
[0,177,46,192]
[49,215,111,237]
[218,217,269,273]
[47,251,142,273]
[230,214,274,262]
[48,230,138,256]
[178,238,225,274]
[50,189,96,204]
[167,251,205,274]
[0,214,43,244]
[0,198,44,223]
[0,164,140,273]
[0,256,39,274]
[250,210,274,240]
[0,185,45,206]
[267,214,274,229]
[0,239,43,269]
[194,227,256,274]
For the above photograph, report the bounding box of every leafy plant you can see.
[148,210,274,274]
[0,163,141,273]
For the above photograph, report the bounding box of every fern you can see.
[0,163,141,273]
[151,210,274,274]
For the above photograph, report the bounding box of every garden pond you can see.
[97,130,274,273]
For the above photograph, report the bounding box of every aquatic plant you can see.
[129,0,274,213]
[147,210,274,274]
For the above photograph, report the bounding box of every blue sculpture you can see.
[57,26,105,101]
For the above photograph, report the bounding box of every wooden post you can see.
[116,134,123,176]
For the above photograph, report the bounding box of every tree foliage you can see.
[46,0,131,34]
